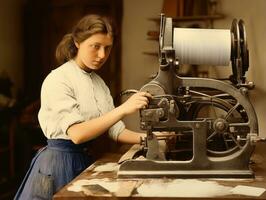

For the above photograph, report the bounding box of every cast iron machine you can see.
[118,14,258,178]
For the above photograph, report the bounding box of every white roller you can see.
[173,28,231,66]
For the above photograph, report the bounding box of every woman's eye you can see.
[105,46,111,52]
[91,44,100,49]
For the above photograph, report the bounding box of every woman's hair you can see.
[55,14,114,65]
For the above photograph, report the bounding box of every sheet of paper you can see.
[230,185,266,197]
[137,179,232,197]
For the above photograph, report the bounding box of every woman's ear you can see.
[74,41,79,49]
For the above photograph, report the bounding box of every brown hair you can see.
[55,14,114,65]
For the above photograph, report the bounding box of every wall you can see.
[0,0,24,97]
[122,0,266,137]
[122,0,164,131]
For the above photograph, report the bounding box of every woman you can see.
[14,14,151,200]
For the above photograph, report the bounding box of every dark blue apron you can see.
[14,139,93,200]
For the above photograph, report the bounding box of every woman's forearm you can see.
[67,106,125,144]
[117,129,146,144]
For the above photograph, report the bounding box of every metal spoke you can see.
[207,131,218,141]
[229,133,242,149]
[210,98,218,119]
[222,133,229,149]
[225,102,240,120]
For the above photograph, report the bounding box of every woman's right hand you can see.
[119,92,152,116]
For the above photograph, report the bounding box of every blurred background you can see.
[0,0,265,199]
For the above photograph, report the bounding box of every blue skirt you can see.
[14,139,93,200]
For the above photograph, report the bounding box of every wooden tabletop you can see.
[53,141,266,200]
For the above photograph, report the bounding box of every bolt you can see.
[216,121,225,131]
[195,123,200,129]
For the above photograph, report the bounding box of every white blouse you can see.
[38,60,125,141]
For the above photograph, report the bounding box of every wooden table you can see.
[53,142,266,200]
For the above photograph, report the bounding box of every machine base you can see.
[118,169,254,179]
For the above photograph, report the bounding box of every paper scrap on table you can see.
[137,179,233,197]
[67,178,137,197]
[93,162,119,172]
[230,185,266,197]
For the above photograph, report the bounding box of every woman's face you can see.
[74,33,113,72]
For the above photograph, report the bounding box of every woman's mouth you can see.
[92,61,102,66]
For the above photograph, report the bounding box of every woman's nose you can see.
[98,47,106,59]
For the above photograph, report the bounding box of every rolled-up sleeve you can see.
[38,72,85,138]
[108,120,125,141]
